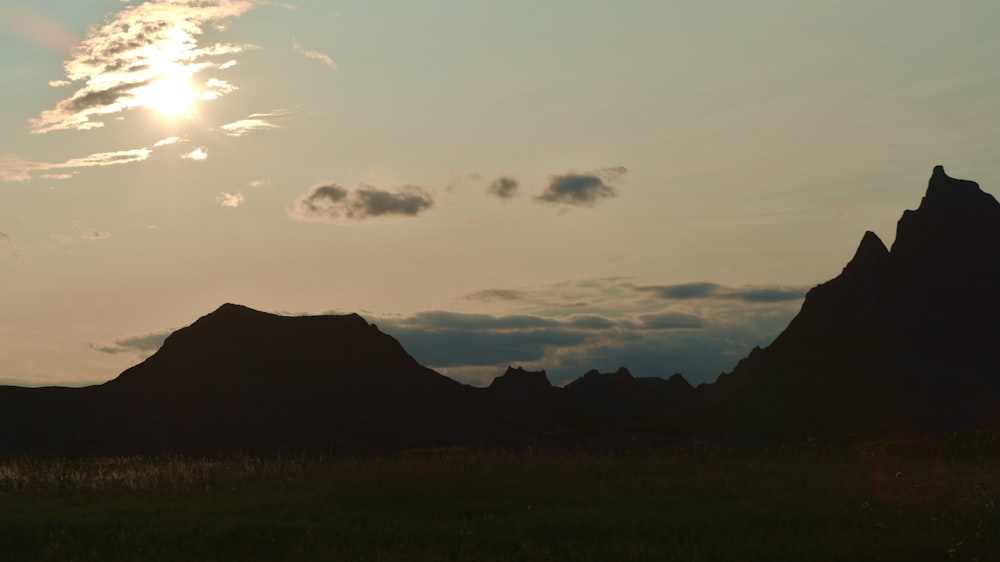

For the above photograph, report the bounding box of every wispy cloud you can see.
[80,230,112,241]
[201,77,238,101]
[30,0,264,133]
[181,147,208,161]
[153,136,184,147]
[67,221,113,241]
[219,109,288,136]
[464,289,531,302]
[0,232,19,259]
[89,329,173,355]
[536,167,627,208]
[1,148,152,182]
[39,172,77,180]
[217,192,244,207]
[220,119,278,137]
[63,149,152,168]
[292,39,337,71]
[487,176,520,200]
[290,182,434,222]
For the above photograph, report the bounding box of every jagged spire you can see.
[842,230,889,276]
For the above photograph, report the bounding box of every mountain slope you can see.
[0,306,693,455]
[697,166,1000,437]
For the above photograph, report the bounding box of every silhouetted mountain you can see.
[0,305,504,454]
[638,373,696,404]
[0,307,692,455]
[2,166,996,454]
[487,366,554,400]
[697,166,1000,438]
[110,303,455,390]
[562,367,691,411]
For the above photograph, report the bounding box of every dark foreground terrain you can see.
[1,434,997,561]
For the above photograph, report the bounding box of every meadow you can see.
[0,434,997,561]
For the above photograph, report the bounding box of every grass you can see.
[0,435,997,561]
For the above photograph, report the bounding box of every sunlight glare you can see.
[136,70,196,117]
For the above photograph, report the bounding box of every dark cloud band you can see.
[536,166,627,207]
[290,182,434,221]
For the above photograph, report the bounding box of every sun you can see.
[136,69,197,117]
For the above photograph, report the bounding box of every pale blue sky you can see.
[2,1,999,386]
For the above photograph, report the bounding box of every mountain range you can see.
[1,166,997,455]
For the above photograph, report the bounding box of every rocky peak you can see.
[923,165,997,212]
[891,166,1000,265]
[487,366,553,396]
[702,166,1000,436]
[636,373,696,400]
[577,367,633,382]
[841,230,889,277]
[666,372,695,391]
[564,367,636,394]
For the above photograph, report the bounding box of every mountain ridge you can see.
[1,165,997,454]
[696,166,1000,438]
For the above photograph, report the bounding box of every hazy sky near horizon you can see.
[2,0,999,387]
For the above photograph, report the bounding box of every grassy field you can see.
[0,435,997,561]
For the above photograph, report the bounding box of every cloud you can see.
[248,179,270,188]
[638,312,706,330]
[399,311,562,331]
[0,232,19,259]
[460,287,590,310]
[39,173,77,180]
[219,109,288,136]
[80,230,112,240]
[377,312,589,368]
[290,182,434,222]
[201,77,238,101]
[463,289,530,302]
[292,39,337,70]
[372,304,785,387]
[565,315,619,330]
[63,149,152,168]
[536,167,627,207]
[634,283,807,303]
[380,276,804,386]
[1,148,152,182]
[217,192,244,207]
[636,282,720,300]
[0,155,37,183]
[181,147,208,161]
[726,287,808,303]
[89,329,173,355]
[220,119,279,136]
[30,0,263,133]
[487,176,520,200]
[153,136,184,147]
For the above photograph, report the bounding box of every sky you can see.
[2,0,999,388]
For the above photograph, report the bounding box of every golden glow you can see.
[136,70,196,117]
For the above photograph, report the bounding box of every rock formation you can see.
[700,166,1000,437]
